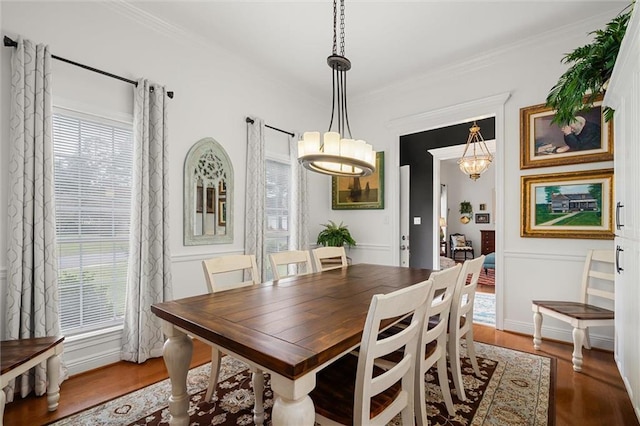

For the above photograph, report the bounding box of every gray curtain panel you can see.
[5,37,64,401]
[121,79,173,363]
[289,132,310,251]
[244,117,266,282]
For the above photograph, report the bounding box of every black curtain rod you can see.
[245,117,295,137]
[4,36,174,99]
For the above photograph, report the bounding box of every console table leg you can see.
[46,354,61,411]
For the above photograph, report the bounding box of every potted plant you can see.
[459,201,473,224]
[317,220,356,248]
[546,4,632,125]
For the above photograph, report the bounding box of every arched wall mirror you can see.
[184,137,233,245]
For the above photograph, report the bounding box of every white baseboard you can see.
[63,328,123,376]
[503,319,614,351]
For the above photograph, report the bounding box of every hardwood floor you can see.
[4,329,638,426]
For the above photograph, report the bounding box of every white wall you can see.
[0,3,622,375]
[0,1,326,372]
[442,159,495,257]
[309,11,617,349]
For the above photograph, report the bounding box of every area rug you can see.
[49,342,554,426]
[477,268,495,286]
[474,292,496,327]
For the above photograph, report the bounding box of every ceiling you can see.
[128,1,627,100]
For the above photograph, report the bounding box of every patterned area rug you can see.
[49,343,555,426]
[477,268,495,286]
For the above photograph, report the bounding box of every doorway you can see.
[390,92,509,330]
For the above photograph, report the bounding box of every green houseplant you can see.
[459,201,473,215]
[546,4,633,125]
[317,220,356,248]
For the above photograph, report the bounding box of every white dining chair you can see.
[201,254,266,425]
[268,250,313,280]
[376,263,461,424]
[532,249,615,372]
[310,279,432,425]
[311,246,348,272]
[448,255,484,402]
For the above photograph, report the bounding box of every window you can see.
[52,108,133,335]
[264,158,291,280]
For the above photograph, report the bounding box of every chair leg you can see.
[532,311,543,350]
[205,347,222,401]
[448,332,467,402]
[437,353,456,417]
[252,369,265,426]
[465,332,482,377]
[415,363,428,426]
[572,328,586,372]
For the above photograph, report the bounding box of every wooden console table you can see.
[0,336,64,426]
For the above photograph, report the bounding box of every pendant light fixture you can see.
[298,0,376,177]
[458,121,493,180]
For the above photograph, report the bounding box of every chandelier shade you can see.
[457,121,493,180]
[297,0,376,177]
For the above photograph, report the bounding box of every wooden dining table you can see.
[151,263,433,426]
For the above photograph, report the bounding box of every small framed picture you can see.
[521,168,614,239]
[479,203,486,211]
[475,213,490,224]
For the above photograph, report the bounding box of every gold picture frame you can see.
[521,168,614,239]
[331,152,384,210]
[520,95,613,169]
[218,198,226,226]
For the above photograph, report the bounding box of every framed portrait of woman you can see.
[520,96,613,169]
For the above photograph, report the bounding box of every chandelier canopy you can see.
[457,121,493,180]
[298,0,376,177]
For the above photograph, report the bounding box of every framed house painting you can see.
[520,95,613,169]
[332,152,384,210]
[521,168,614,239]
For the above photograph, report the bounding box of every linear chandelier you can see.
[458,121,493,180]
[298,0,376,177]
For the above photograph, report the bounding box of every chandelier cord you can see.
[339,0,345,56]
[332,0,338,55]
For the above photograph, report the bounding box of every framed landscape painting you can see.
[332,152,384,210]
[520,95,613,169]
[521,168,614,239]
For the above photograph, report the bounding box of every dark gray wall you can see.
[399,118,495,269]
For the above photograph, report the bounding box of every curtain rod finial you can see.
[4,36,18,47]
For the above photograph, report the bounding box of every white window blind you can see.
[264,158,291,280]
[52,109,133,335]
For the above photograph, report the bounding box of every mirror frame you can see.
[183,137,234,245]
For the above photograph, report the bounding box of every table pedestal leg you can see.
[270,374,315,426]
[162,322,193,426]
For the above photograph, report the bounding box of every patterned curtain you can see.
[289,133,309,251]
[245,117,266,281]
[121,79,173,363]
[5,37,64,401]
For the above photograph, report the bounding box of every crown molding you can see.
[355,9,621,104]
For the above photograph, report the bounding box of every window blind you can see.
[53,110,133,335]
[264,159,291,280]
